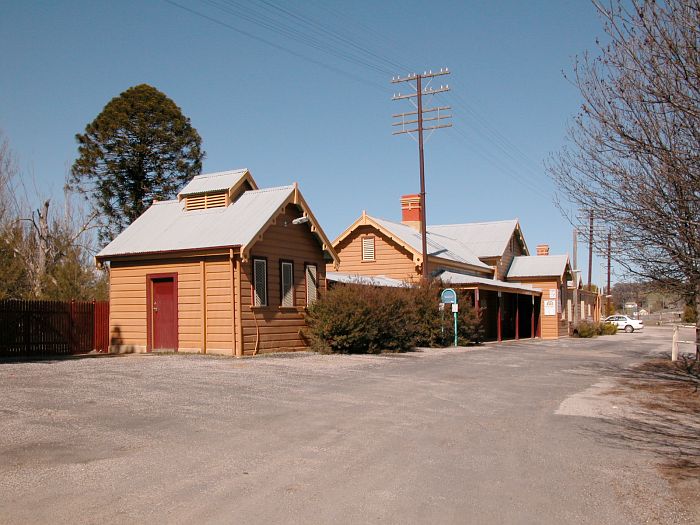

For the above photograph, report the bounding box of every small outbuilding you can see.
[96,169,339,356]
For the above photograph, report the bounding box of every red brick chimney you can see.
[536,244,550,256]
[401,194,422,231]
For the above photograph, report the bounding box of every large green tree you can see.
[70,84,204,243]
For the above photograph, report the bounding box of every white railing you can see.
[671,325,697,361]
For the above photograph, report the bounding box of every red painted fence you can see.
[0,300,110,358]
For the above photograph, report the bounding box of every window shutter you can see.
[362,236,375,261]
[205,192,227,208]
[305,264,318,305]
[253,259,267,307]
[186,195,206,211]
[185,191,227,211]
[281,262,294,307]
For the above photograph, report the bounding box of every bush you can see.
[575,321,599,338]
[682,304,697,324]
[601,322,618,335]
[575,321,617,337]
[305,281,483,354]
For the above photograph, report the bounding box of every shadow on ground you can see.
[584,355,700,505]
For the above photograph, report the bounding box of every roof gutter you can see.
[95,244,239,264]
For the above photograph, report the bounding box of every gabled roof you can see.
[177,169,257,198]
[567,271,583,289]
[428,219,528,259]
[506,255,570,280]
[97,182,339,265]
[333,213,490,272]
[372,217,489,269]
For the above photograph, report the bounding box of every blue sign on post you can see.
[440,288,458,347]
[440,288,457,304]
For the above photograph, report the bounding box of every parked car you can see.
[604,315,644,333]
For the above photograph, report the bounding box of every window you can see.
[281,261,294,307]
[305,264,318,306]
[253,258,267,307]
[362,236,375,261]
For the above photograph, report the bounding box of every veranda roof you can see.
[437,271,541,295]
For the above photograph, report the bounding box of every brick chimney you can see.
[401,194,422,231]
[536,244,550,256]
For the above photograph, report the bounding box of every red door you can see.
[152,277,177,351]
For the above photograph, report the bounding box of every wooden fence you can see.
[0,300,110,358]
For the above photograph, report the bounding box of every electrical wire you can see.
[165,0,557,198]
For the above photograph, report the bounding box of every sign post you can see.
[441,288,458,347]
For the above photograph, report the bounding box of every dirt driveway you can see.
[1,326,697,524]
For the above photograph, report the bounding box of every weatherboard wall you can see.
[332,225,418,281]
[239,204,328,355]
[516,278,569,339]
[490,231,527,280]
[108,255,234,354]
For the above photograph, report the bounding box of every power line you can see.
[165,0,386,90]
[166,1,556,200]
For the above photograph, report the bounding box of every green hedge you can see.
[305,281,483,354]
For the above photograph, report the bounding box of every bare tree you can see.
[18,193,102,299]
[548,0,700,357]
[0,131,106,300]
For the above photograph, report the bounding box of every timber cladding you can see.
[519,278,568,339]
[332,225,417,281]
[109,256,233,354]
[107,204,327,356]
[239,204,327,355]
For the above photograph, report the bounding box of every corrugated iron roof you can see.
[98,185,294,258]
[370,216,490,270]
[177,169,249,197]
[507,255,570,279]
[428,219,522,258]
[437,271,541,294]
[326,272,406,288]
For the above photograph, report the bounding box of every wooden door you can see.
[152,277,177,351]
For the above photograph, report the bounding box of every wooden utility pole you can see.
[588,210,594,289]
[573,228,579,325]
[392,68,452,279]
[607,230,612,315]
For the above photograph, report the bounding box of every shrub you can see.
[575,321,617,337]
[575,321,599,338]
[305,281,483,353]
[601,322,618,335]
[682,304,697,324]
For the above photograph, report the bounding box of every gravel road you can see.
[0,326,696,524]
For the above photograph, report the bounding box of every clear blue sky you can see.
[0,0,612,285]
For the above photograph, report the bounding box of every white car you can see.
[604,315,644,333]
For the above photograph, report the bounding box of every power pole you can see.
[588,209,594,289]
[392,68,452,280]
[573,228,579,325]
[607,230,612,315]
